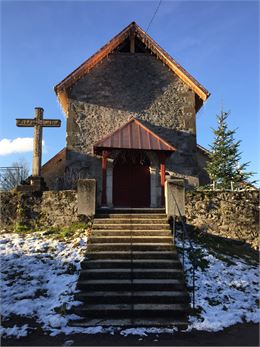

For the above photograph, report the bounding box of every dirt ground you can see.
[1,323,259,347]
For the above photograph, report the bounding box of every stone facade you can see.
[41,21,213,206]
[68,54,196,154]
[41,148,67,191]
[185,190,259,249]
[197,146,210,186]
[57,52,200,205]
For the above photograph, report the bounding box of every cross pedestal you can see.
[16,107,61,191]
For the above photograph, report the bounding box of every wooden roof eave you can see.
[54,22,210,114]
[54,26,131,115]
[54,23,133,93]
[134,27,210,101]
[56,89,69,115]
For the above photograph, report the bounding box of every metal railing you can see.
[169,187,197,309]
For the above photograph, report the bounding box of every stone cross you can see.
[16,107,61,177]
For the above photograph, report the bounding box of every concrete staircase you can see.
[70,209,190,328]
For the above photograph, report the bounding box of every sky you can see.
[0,0,259,184]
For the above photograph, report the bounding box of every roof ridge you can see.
[93,117,176,153]
[54,21,210,114]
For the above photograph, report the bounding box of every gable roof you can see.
[41,147,67,172]
[94,117,176,154]
[54,21,210,114]
[197,144,211,157]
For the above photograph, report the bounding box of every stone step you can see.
[93,224,170,230]
[69,318,188,329]
[94,219,168,224]
[91,230,172,236]
[77,279,185,291]
[81,259,181,269]
[95,214,167,219]
[87,243,175,252]
[75,291,190,304]
[73,303,189,318]
[89,236,173,244]
[96,208,165,214]
[86,251,178,260]
[79,268,183,280]
[71,206,188,327]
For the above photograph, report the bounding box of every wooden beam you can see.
[101,150,109,205]
[55,22,210,115]
[57,89,69,115]
[55,32,129,91]
[135,31,209,101]
[130,30,135,53]
[158,152,166,207]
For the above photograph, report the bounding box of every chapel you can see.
[42,21,210,208]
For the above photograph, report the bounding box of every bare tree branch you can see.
[0,159,29,191]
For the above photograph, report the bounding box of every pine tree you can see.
[206,110,255,190]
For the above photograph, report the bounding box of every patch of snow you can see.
[120,328,148,336]
[0,324,29,338]
[50,325,108,337]
[1,231,259,338]
[120,327,176,336]
[0,232,88,338]
[175,237,260,332]
[49,315,68,328]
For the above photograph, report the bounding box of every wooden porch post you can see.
[101,150,109,206]
[160,153,166,207]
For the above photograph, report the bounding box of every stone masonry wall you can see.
[1,190,258,249]
[67,52,198,187]
[0,191,78,231]
[185,191,259,249]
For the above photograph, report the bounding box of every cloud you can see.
[0,138,45,156]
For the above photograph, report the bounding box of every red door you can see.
[113,161,150,207]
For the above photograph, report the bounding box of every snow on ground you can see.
[0,232,88,338]
[0,231,259,338]
[175,237,260,332]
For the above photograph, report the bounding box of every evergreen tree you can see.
[206,110,255,190]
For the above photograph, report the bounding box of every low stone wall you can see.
[1,189,259,249]
[0,190,78,231]
[0,192,18,227]
[185,190,259,249]
[40,191,78,227]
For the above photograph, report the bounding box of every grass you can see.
[42,221,92,240]
[190,227,259,265]
[11,220,92,241]
[15,222,32,234]
[176,223,259,273]
[175,228,210,271]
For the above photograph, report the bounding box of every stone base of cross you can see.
[15,107,61,192]
[15,176,47,193]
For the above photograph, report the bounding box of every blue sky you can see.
[1,0,259,183]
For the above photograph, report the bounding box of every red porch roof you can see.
[94,117,176,154]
